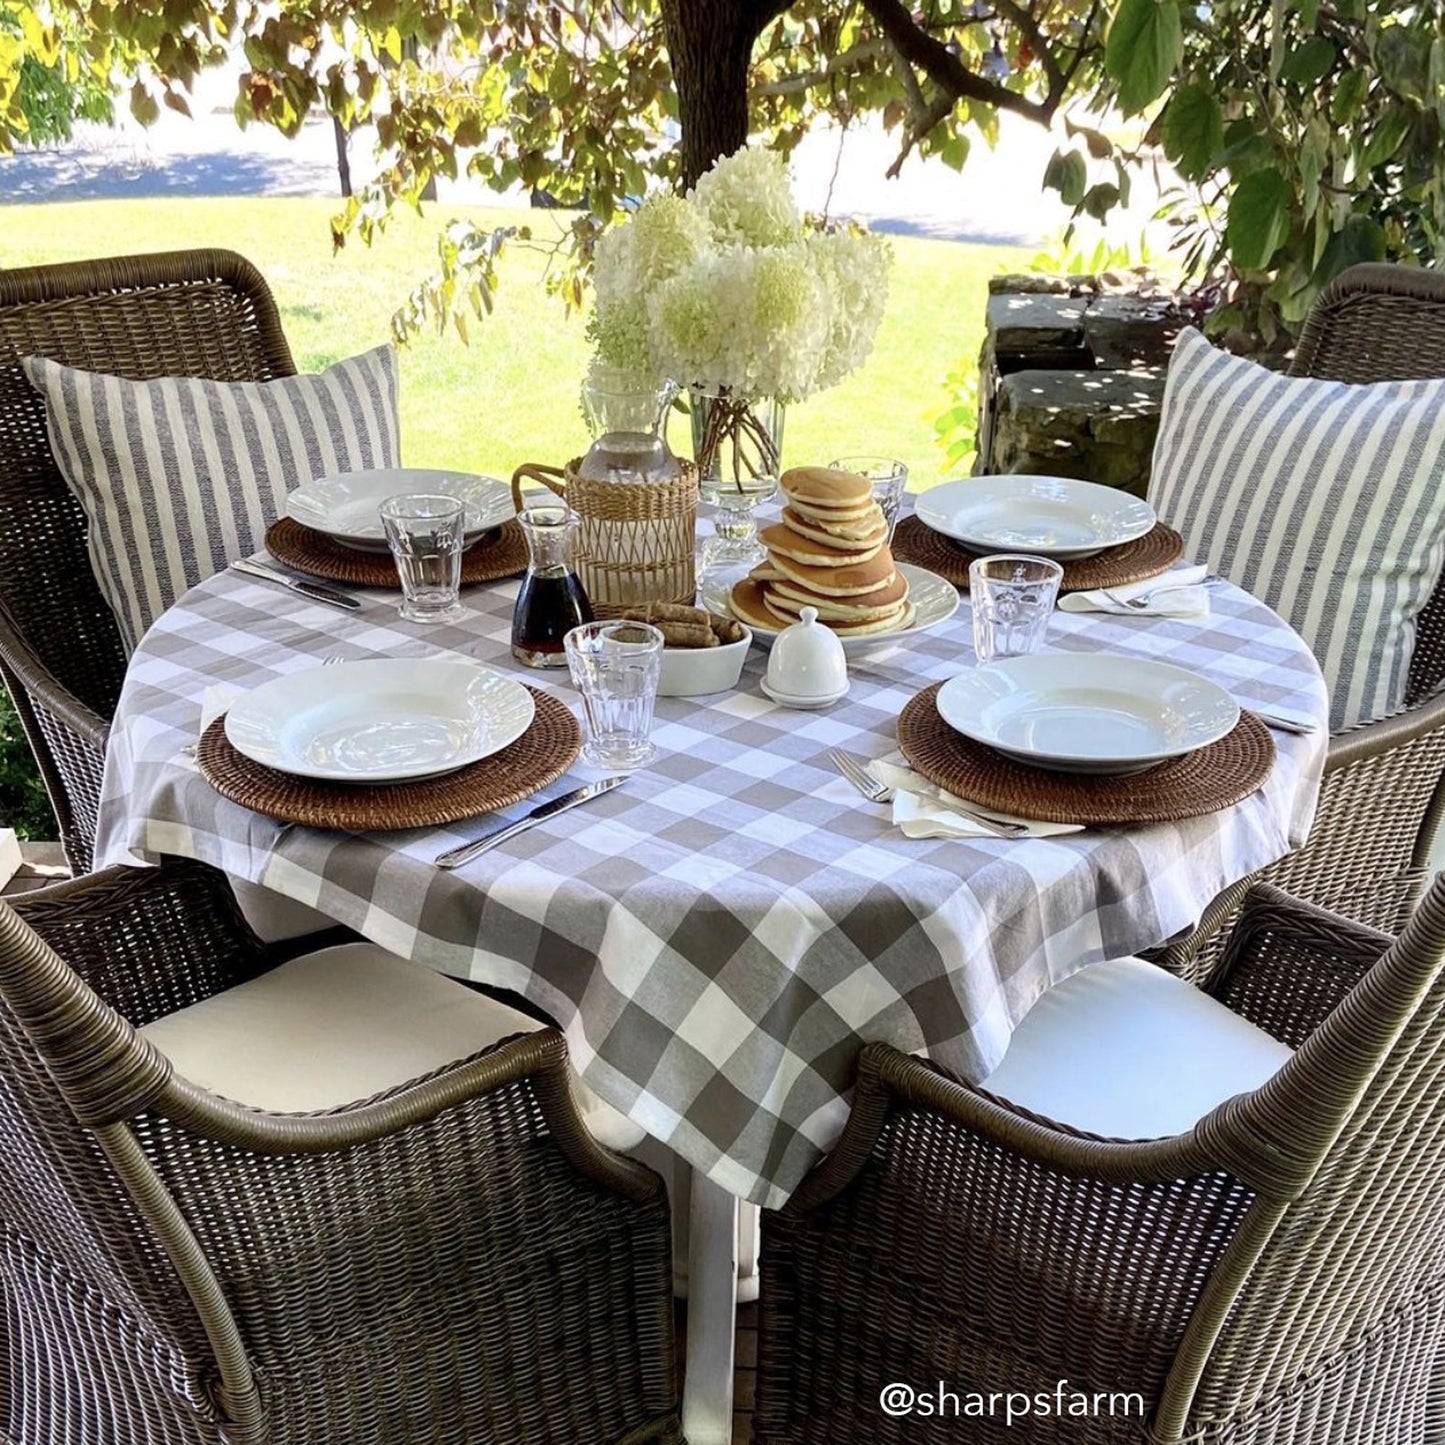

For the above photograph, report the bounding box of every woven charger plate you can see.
[892,515,1184,593]
[897,682,1274,826]
[264,516,528,588]
[197,687,580,830]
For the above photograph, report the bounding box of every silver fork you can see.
[827,748,1028,838]
[1110,575,1222,610]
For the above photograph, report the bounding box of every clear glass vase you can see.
[689,389,785,577]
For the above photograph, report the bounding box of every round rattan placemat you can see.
[197,686,580,830]
[897,682,1274,826]
[264,516,528,589]
[892,516,1184,593]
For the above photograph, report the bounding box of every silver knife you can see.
[232,558,362,611]
[434,776,628,869]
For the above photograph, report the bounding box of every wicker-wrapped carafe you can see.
[512,377,698,616]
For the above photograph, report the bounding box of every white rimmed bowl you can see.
[224,658,535,783]
[936,652,1239,774]
[287,468,514,552]
[916,475,1156,560]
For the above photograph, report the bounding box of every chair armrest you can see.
[1206,883,1393,1046]
[12,860,275,1026]
[1325,685,1445,773]
[0,602,111,751]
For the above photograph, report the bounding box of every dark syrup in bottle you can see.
[512,570,594,666]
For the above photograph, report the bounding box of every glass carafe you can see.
[576,373,682,486]
[511,501,595,668]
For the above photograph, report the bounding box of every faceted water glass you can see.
[380,494,466,624]
[969,554,1064,663]
[564,620,664,769]
[828,455,908,542]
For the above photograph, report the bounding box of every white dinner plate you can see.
[936,653,1239,774]
[702,563,960,655]
[916,475,1156,560]
[286,468,515,552]
[224,659,535,784]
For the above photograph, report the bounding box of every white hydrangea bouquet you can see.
[588,147,892,494]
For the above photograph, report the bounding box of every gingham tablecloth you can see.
[96,544,1328,1207]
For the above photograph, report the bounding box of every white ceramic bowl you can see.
[657,627,753,697]
[916,475,1156,560]
[935,653,1239,774]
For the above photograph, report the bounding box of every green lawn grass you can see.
[0,197,1022,486]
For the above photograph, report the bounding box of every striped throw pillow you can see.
[24,345,400,654]
[1150,327,1445,732]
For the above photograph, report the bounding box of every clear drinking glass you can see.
[828,456,909,542]
[564,620,665,769]
[380,494,466,624]
[969,554,1064,663]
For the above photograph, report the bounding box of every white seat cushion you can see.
[980,955,1292,1139]
[140,943,644,1151]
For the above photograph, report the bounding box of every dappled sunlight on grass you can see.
[1,197,1023,488]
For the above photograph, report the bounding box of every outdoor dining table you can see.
[94,515,1329,1444]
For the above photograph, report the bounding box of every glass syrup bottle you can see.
[511,501,594,668]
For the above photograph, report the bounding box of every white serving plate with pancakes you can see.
[916,475,1156,560]
[287,468,514,552]
[705,563,959,654]
[935,654,1238,774]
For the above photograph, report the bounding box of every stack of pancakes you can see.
[729,466,915,636]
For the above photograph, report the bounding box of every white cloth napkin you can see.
[867,760,1083,840]
[1057,563,1211,618]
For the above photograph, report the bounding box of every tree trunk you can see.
[661,0,792,188]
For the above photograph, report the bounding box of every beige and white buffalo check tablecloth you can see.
[97,544,1329,1207]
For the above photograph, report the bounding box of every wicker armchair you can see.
[0,251,295,872]
[754,873,1445,1444]
[0,860,681,1445]
[1155,263,1445,982]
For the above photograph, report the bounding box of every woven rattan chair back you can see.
[1289,263,1445,704]
[756,874,1445,1444]
[0,251,294,867]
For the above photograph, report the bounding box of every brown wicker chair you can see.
[0,860,681,1445]
[754,873,1445,1444]
[0,251,295,873]
[1154,263,1445,982]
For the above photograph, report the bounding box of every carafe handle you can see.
[511,463,569,513]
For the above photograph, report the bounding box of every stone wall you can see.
[976,275,1191,497]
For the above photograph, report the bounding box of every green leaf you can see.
[1281,37,1336,86]
[1360,108,1413,169]
[938,135,970,171]
[1161,83,1224,179]
[1294,0,1322,27]
[1375,25,1426,101]
[1043,147,1088,206]
[1105,0,1182,115]
[1330,68,1369,124]
[1082,182,1121,220]
[1226,168,1293,270]
[1315,214,1387,283]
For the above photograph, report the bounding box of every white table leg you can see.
[682,1173,739,1445]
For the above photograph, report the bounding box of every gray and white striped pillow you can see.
[1150,327,1445,732]
[24,345,400,654]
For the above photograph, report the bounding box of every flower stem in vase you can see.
[692,390,784,576]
